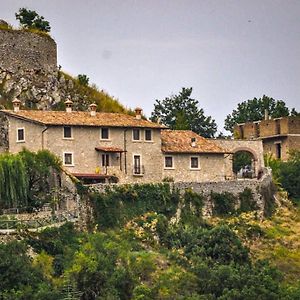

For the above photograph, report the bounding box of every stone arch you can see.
[209,139,265,180]
[232,147,258,178]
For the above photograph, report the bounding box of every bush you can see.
[211,191,237,216]
[239,188,258,212]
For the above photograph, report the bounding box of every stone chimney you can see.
[264,109,269,120]
[12,98,21,112]
[191,137,196,147]
[135,107,142,120]
[65,99,73,113]
[89,103,97,116]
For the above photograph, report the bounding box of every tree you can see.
[15,8,51,32]
[224,95,291,132]
[151,88,217,137]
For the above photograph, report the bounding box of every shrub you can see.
[239,188,258,212]
[211,191,237,216]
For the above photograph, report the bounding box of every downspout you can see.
[41,125,48,150]
[124,128,128,174]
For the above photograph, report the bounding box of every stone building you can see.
[0,100,238,183]
[234,116,300,161]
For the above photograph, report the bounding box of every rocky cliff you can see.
[0,24,127,113]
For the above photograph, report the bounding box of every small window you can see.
[101,128,109,140]
[145,129,152,141]
[63,126,72,138]
[165,156,173,168]
[133,129,141,141]
[102,154,110,167]
[190,157,199,169]
[64,153,73,166]
[17,128,25,142]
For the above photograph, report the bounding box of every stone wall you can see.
[0,29,57,72]
[87,171,274,217]
[210,139,265,178]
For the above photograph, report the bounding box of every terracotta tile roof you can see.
[1,110,166,129]
[95,146,125,152]
[161,130,226,154]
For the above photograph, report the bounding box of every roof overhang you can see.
[95,146,125,153]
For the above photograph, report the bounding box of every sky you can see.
[2,0,300,133]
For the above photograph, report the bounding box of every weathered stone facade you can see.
[162,153,225,182]
[0,29,57,72]
[210,138,265,178]
[234,117,300,161]
[88,169,274,217]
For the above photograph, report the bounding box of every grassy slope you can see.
[210,196,300,284]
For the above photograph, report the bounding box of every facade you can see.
[0,100,231,183]
[234,116,300,161]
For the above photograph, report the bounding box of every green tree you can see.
[225,95,290,132]
[151,87,217,137]
[15,8,51,32]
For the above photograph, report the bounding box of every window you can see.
[190,157,199,169]
[164,156,173,169]
[102,154,110,167]
[133,129,141,141]
[275,143,281,159]
[17,128,25,142]
[133,155,142,175]
[63,126,72,138]
[101,128,109,140]
[64,153,73,166]
[145,129,152,141]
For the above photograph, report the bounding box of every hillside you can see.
[1,182,300,299]
[0,26,131,114]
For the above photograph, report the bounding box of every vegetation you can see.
[15,8,51,32]
[232,151,252,174]
[0,149,62,211]
[151,87,217,137]
[0,181,299,299]
[225,95,297,132]
[55,71,132,114]
[266,150,300,204]
[77,74,89,86]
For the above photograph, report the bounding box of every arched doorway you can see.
[232,148,258,179]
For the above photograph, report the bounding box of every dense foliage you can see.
[151,87,217,137]
[0,149,62,211]
[224,95,296,132]
[15,8,51,33]
[266,150,300,203]
[0,184,298,299]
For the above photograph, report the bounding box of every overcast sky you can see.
[2,0,300,132]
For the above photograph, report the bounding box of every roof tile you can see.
[1,110,166,129]
[161,130,226,154]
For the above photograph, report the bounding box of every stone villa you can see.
[234,116,300,161]
[0,99,239,183]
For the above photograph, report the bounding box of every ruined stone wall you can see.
[87,171,274,217]
[0,29,57,72]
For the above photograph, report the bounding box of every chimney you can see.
[191,137,197,147]
[12,98,21,112]
[65,99,73,113]
[89,103,97,116]
[135,107,142,120]
[264,109,269,120]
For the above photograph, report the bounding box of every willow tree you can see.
[0,154,28,208]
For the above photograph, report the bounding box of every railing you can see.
[133,165,145,176]
[0,210,79,233]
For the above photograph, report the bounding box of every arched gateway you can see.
[210,139,265,180]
